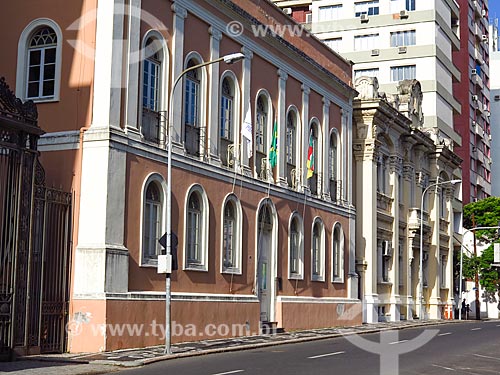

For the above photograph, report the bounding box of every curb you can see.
[22,319,486,368]
[86,320,465,367]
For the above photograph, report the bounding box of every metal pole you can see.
[164,53,244,355]
[472,215,480,320]
[459,242,463,320]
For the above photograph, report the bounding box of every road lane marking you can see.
[438,332,452,336]
[308,351,345,359]
[432,364,456,371]
[496,324,500,327]
[473,354,500,361]
[471,328,482,331]
[211,370,244,375]
[389,340,409,345]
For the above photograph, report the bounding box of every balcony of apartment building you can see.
[471,70,484,89]
[377,191,393,214]
[408,207,430,232]
[474,48,485,66]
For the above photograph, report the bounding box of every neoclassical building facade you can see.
[0,0,361,353]
[353,77,461,323]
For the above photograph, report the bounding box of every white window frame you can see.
[318,4,343,22]
[140,31,168,144]
[390,65,416,81]
[183,184,209,271]
[324,37,342,52]
[354,68,380,80]
[255,90,272,154]
[17,18,63,102]
[220,194,243,274]
[355,1,380,17]
[288,212,304,280]
[331,223,345,283]
[286,107,299,166]
[390,30,416,47]
[311,218,325,282]
[139,173,167,267]
[354,33,379,51]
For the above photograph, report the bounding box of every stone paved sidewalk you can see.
[1,319,469,374]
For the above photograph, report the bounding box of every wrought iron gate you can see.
[0,78,72,359]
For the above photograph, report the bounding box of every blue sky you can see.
[490,1,500,23]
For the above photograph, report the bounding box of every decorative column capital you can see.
[277,69,288,81]
[241,46,254,60]
[402,163,414,181]
[322,97,330,108]
[171,3,187,18]
[209,26,222,41]
[301,84,310,95]
[389,154,403,174]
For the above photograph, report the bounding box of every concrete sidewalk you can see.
[1,319,473,374]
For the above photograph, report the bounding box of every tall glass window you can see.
[27,27,57,99]
[143,183,162,260]
[187,193,202,265]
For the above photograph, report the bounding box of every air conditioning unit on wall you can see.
[360,14,369,22]
[400,9,409,19]
[398,46,407,54]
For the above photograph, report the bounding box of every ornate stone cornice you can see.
[402,163,414,181]
[389,154,403,174]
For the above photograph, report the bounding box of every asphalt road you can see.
[119,320,500,375]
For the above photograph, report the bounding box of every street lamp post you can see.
[458,226,500,320]
[419,179,461,320]
[163,52,244,355]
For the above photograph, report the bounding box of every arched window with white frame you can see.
[141,174,167,266]
[255,91,272,179]
[288,212,304,279]
[141,33,167,143]
[329,130,340,202]
[219,73,239,166]
[307,120,320,195]
[332,222,344,283]
[183,53,205,157]
[221,194,242,274]
[17,19,63,102]
[286,107,299,188]
[311,218,325,281]
[184,184,209,271]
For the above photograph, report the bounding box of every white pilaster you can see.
[277,69,288,186]
[171,3,187,145]
[124,0,142,135]
[301,84,310,189]
[240,46,253,175]
[321,98,330,199]
[92,0,126,128]
[389,155,402,321]
[207,27,222,163]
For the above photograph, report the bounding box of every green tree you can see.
[462,197,500,303]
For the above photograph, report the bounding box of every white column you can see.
[344,109,353,204]
[91,0,126,129]
[429,178,442,319]
[170,2,187,146]
[277,69,288,186]
[124,0,142,136]
[321,98,330,199]
[301,84,310,190]
[389,155,402,321]
[240,47,253,176]
[207,27,222,163]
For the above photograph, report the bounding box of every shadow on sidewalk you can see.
[1,360,78,372]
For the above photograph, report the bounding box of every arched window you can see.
[221,195,242,273]
[142,180,163,264]
[311,218,325,281]
[289,213,304,279]
[332,223,344,282]
[307,122,320,195]
[184,185,209,270]
[256,95,268,154]
[26,26,57,100]
[256,93,270,179]
[142,37,163,143]
[219,76,236,166]
[17,20,63,102]
[184,58,202,156]
[329,131,339,202]
[286,109,298,188]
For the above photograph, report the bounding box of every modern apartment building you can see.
[453,0,491,203]
[490,20,500,197]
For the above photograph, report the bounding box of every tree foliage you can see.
[462,197,500,302]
